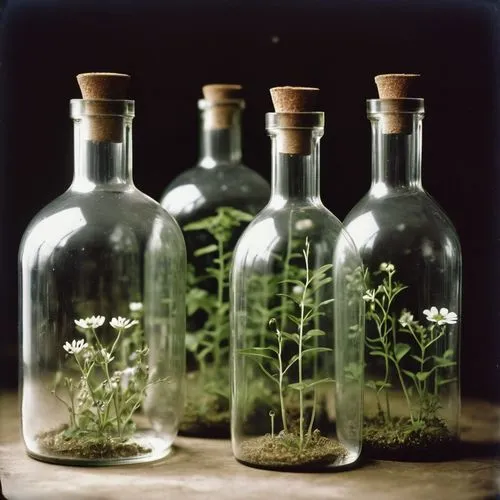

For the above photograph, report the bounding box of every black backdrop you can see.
[0,0,499,402]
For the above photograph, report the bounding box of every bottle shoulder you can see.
[234,204,349,257]
[343,190,461,250]
[160,163,270,220]
[20,187,183,255]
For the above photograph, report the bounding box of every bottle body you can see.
[160,98,270,437]
[19,100,186,465]
[344,98,462,461]
[230,112,364,471]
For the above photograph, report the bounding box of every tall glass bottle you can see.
[160,84,270,437]
[19,73,186,465]
[230,86,364,471]
[343,74,462,461]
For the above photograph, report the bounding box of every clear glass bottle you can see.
[160,84,270,438]
[343,85,462,461]
[230,87,364,471]
[19,73,186,466]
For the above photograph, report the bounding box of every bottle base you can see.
[234,432,359,472]
[26,428,173,466]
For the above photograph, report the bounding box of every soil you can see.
[179,371,230,438]
[363,416,459,461]
[37,426,151,460]
[238,429,348,470]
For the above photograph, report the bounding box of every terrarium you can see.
[160,84,270,437]
[343,74,462,461]
[18,73,186,465]
[230,86,365,471]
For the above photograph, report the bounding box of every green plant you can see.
[184,206,254,375]
[363,262,458,428]
[43,312,168,457]
[240,237,334,451]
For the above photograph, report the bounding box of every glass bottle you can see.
[230,86,364,471]
[160,84,270,438]
[343,74,462,461]
[19,73,186,466]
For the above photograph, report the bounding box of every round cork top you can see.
[202,84,242,102]
[270,86,319,112]
[75,72,131,142]
[374,73,421,99]
[76,72,131,100]
[269,87,321,155]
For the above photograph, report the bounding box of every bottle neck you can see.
[269,130,322,205]
[368,99,424,195]
[71,116,134,191]
[199,102,243,167]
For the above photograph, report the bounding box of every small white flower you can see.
[292,285,304,296]
[63,338,88,355]
[129,302,143,312]
[110,316,139,330]
[362,289,376,303]
[423,306,458,325]
[379,262,395,272]
[295,219,314,231]
[399,310,414,327]
[74,315,105,329]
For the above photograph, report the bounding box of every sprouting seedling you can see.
[240,237,335,450]
[363,263,458,426]
[269,410,276,438]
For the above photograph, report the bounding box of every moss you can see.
[37,425,151,460]
[363,415,458,461]
[239,429,347,469]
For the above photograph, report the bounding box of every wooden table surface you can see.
[1,390,498,500]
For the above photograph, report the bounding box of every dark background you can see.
[0,0,498,402]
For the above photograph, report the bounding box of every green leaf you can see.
[410,354,423,363]
[240,346,279,356]
[369,350,389,359]
[302,347,332,357]
[194,244,218,257]
[437,377,457,386]
[239,349,276,362]
[443,349,455,360]
[317,298,334,308]
[394,343,411,362]
[281,332,300,344]
[303,329,326,342]
[416,371,431,381]
[402,369,417,382]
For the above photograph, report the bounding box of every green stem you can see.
[213,235,225,368]
[281,213,293,333]
[277,330,288,433]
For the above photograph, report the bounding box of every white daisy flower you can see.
[74,315,105,329]
[129,302,143,312]
[399,310,414,327]
[423,306,458,325]
[63,338,88,355]
[110,316,139,330]
[362,289,377,303]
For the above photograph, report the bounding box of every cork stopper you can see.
[374,73,421,134]
[269,86,320,155]
[201,84,243,129]
[76,72,131,142]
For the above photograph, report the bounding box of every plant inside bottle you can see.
[183,206,254,435]
[237,237,348,467]
[361,263,459,456]
[160,84,271,437]
[38,309,169,460]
